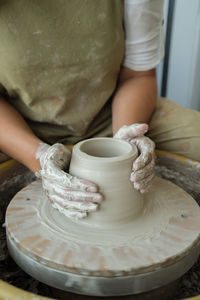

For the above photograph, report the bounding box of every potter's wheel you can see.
[6,177,200,296]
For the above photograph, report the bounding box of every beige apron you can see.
[0,0,124,144]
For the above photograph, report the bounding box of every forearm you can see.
[112,67,157,134]
[0,96,42,172]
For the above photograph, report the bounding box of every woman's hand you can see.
[36,143,103,219]
[114,123,155,193]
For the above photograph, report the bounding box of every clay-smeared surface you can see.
[6,177,200,277]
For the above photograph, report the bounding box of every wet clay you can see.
[69,138,143,226]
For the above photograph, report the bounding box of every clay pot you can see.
[69,137,144,228]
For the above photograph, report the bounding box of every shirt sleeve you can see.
[123,0,165,71]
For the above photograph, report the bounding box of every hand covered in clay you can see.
[35,143,102,219]
[114,124,155,193]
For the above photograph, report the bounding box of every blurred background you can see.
[157,0,200,111]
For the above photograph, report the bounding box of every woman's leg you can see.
[148,97,200,161]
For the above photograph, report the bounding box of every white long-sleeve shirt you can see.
[124,0,165,71]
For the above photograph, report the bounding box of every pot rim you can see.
[73,137,137,163]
